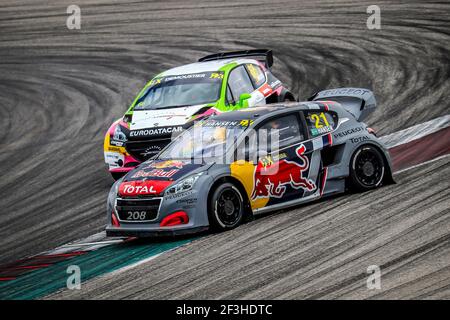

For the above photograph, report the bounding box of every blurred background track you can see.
[0,0,449,298]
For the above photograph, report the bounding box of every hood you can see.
[118,159,206,197]
[130,104,208,130]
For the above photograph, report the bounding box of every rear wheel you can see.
[349,145,385,192]
[208,183,244,231]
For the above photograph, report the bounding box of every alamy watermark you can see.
[66,265,81,290]
[366,265,381,290]
[66,5,81,30]
[367,5,381,29]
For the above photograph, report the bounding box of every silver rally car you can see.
[106,88,394,237]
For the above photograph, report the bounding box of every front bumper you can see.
[105,225,208,237]
[105,174,212,238]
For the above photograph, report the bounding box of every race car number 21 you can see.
[310,112,330,128]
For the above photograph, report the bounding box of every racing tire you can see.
[111,171,126,181]
[348,145,385,192]
[208,183,245,231]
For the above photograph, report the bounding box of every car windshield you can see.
[157,119,249,161]
[134,72,223,110]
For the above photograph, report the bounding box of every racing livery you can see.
[104,49,295,179]
[106,88,394,237]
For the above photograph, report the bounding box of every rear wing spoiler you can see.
[309,88,376,121]
[198,49,273,68]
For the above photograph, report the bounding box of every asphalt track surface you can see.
[0,0,449,299]
[50,156,450,299]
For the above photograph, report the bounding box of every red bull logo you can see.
[251,144,316,200]
[132,169,178,179]
[149,160,185,169]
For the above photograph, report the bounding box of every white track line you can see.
[61,240,126,247]
[106,253,163,277]
[381,114,450,148]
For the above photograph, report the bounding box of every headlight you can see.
[165,172,203,195]
[110,179,122,199]
[113,124,127,142]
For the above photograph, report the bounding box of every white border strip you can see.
[381,114,450,148]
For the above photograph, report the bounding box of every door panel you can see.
[249,113,320,207]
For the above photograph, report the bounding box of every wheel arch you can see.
[277,88,296,102]
[349,142,395,186]
[208,175,254,219]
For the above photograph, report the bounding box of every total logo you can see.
[119,180,172,196]
[122,184,156,195]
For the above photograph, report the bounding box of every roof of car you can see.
[160,58,260,76]
[209,100,338,122]
[209,103,304,122]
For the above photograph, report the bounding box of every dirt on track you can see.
[0,0,449,291]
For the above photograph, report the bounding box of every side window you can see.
[245,64,266,88]
[257,114,304,151]
[227,66,254,104]
[304,111,338,137]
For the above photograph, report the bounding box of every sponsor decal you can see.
[269,80,281,88]
[165,73,207,81]
[130,126,183,137]
[246,64,260,81]
[107,146,124,153]
[239,119,254,127]
[210,72,224,79]
[258,83,273,96]
[318,88,370,97]
[165,190,195,200]
[142,145,162,157]
[132,169,179,179]
[350,136,370,144]
[119,180,171,196]
[199,119,240,128]
[149,160,186,169]
[121,184,156,195]
[176,198,198,205]
[251,144,316,200]
[311,125,333,136]
[110,140,124,147]
[113,129,127,142]
[148,78,162,86]
[334,126,365,139]
[104,151,124,168]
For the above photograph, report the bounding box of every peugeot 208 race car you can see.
[106,88,394,237]
[104,49,296,180]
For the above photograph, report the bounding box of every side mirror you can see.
[238,93,252,108]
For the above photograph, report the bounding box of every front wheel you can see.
[348,145,385,192]
[208,183,244,231]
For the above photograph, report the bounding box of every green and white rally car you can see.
[104,49,296,180]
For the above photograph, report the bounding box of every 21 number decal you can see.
[310,112,330,128]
